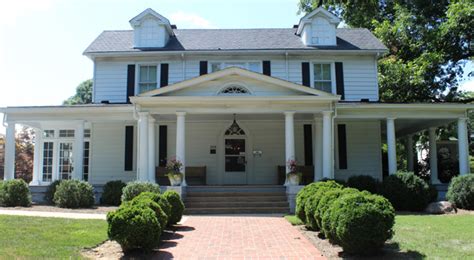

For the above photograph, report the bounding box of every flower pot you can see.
[168,174,183,186]
[288,173,301,186]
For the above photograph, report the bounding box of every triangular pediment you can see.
[139,67,339,99]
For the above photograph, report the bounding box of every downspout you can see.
[181,53,186,81]
[331,101,338,178]
[285,52,289,81]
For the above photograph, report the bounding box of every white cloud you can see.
[169,11,218,29]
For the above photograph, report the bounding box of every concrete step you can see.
[186,191,286,197]
[186,201,289,208]
[184,207,290,215]
[185,195,288,202]
[186,185,286,193]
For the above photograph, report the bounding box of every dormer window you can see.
[296,7,340,46]
[130,8,174,48]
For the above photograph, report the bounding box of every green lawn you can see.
[0,215,107,258]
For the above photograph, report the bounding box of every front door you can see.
[224,138,247,184]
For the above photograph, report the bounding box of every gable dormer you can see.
[296,7,340,46]
[129,8,174,48]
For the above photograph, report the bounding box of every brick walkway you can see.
[157,215,325,260]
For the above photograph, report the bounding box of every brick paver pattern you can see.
[157,215,325,260]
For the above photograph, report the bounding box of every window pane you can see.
[139,66,157,83]
[42,142,54,182]
[322,64,331,80]
[315,82,332,92]
[84,129,91,138]
[59,129,75,138]
[211,63,220,72]
[59,142,74,180]
[43,130,54,138]
[140,66,148,82]
[148,66,157,81]
[314,64,322,80]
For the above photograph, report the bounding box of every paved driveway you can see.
[158,215,325,259]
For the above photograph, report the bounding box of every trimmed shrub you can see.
[53,180,95,208]
[44,180,62,204]
[295,180,342,223]
[162,190,185,225]
[381,171,431,211]
[128,196,168,230]
[0,179,31,207]
[346,175,380,194]
[317,187,360,237]
[107,204,161,252]
[303,180,343,230]
[446,174,474,210]
[101,180,126,206]
[327,192,395,255]
[121,182,161,202]
[131,192,172,222]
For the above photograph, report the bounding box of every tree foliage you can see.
[15,127,35,183]
[298,0,474,102]
[63,79,93,105]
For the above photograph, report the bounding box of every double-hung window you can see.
[138,65,158,94]
[210,62,261,73]
[313,63,333,93]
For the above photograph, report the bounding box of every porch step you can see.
[184,186,289,214]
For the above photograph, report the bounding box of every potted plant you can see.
[166,157,184,186]
[286,159,302,185]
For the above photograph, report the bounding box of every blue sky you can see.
[0,0,472,133]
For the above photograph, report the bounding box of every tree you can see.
[298,0,474,102]
[15,127,35,183]
[63,79,93,105]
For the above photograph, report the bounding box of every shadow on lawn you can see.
[336,242,425,260]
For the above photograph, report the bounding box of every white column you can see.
[284,112,295,185]
[73,122,84,180]
[4,122,15,180]
[148,116,156,183]
[387,118,397,175]
[322,111,332,179]
[176,112,187,186]
[137,112,149,181]
[429,127,439,184]
[407,134,414,172]
[458,117,470,175]
[30,129,42,185]
[314,117,323,181]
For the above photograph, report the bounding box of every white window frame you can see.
[310,61,336,94]
[208,61,263,74]
[135,63,161,94]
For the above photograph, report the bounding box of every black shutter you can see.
[124,126,134,171]
[337,124,347,169]
[302,62,310,87]
[126,65,135,103]
[159,125,168,167]
[160,63,169,87]
[335,62,345,100]
[304,124,313,166]
[263,60,271,76]
[199,61,208,75]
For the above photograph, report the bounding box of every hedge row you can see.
[107,186,185,252]
[296,180,395,255]
[446,174,474,210]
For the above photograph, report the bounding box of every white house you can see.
[1,8,472,209]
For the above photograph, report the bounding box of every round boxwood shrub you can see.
[53,180,95,208]
[303,180,343,230]
[162,190,185,225]
[346,175,380,194]
[316,187,360,236]
[296,180,342,223]
[121,182,161,202]
[131,192,172,222]
[44,180,62,204]
[128,196,168,230]
[446,174,474,210]
[381,171,431,211]
[327,193,395,255]
[100,180,126,206]
[107,204,161,252]
[0,179,31,207]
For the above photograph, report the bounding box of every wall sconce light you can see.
[252,150,263,157]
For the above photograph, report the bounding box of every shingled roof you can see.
[83,28,387,55]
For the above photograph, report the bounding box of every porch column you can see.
[148,116,156,183]
[387,118,397,175]
[176,112,187,186]
[137,112,149,181]
[30,129,42,185]
[314,117,323,181]
[457,117,470,175]
[284,111,295,185]
[73,121,84,180]
[4,122,15,180]
[406,134,415,172]
[322,111,332,179]
[429,127,439,184]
